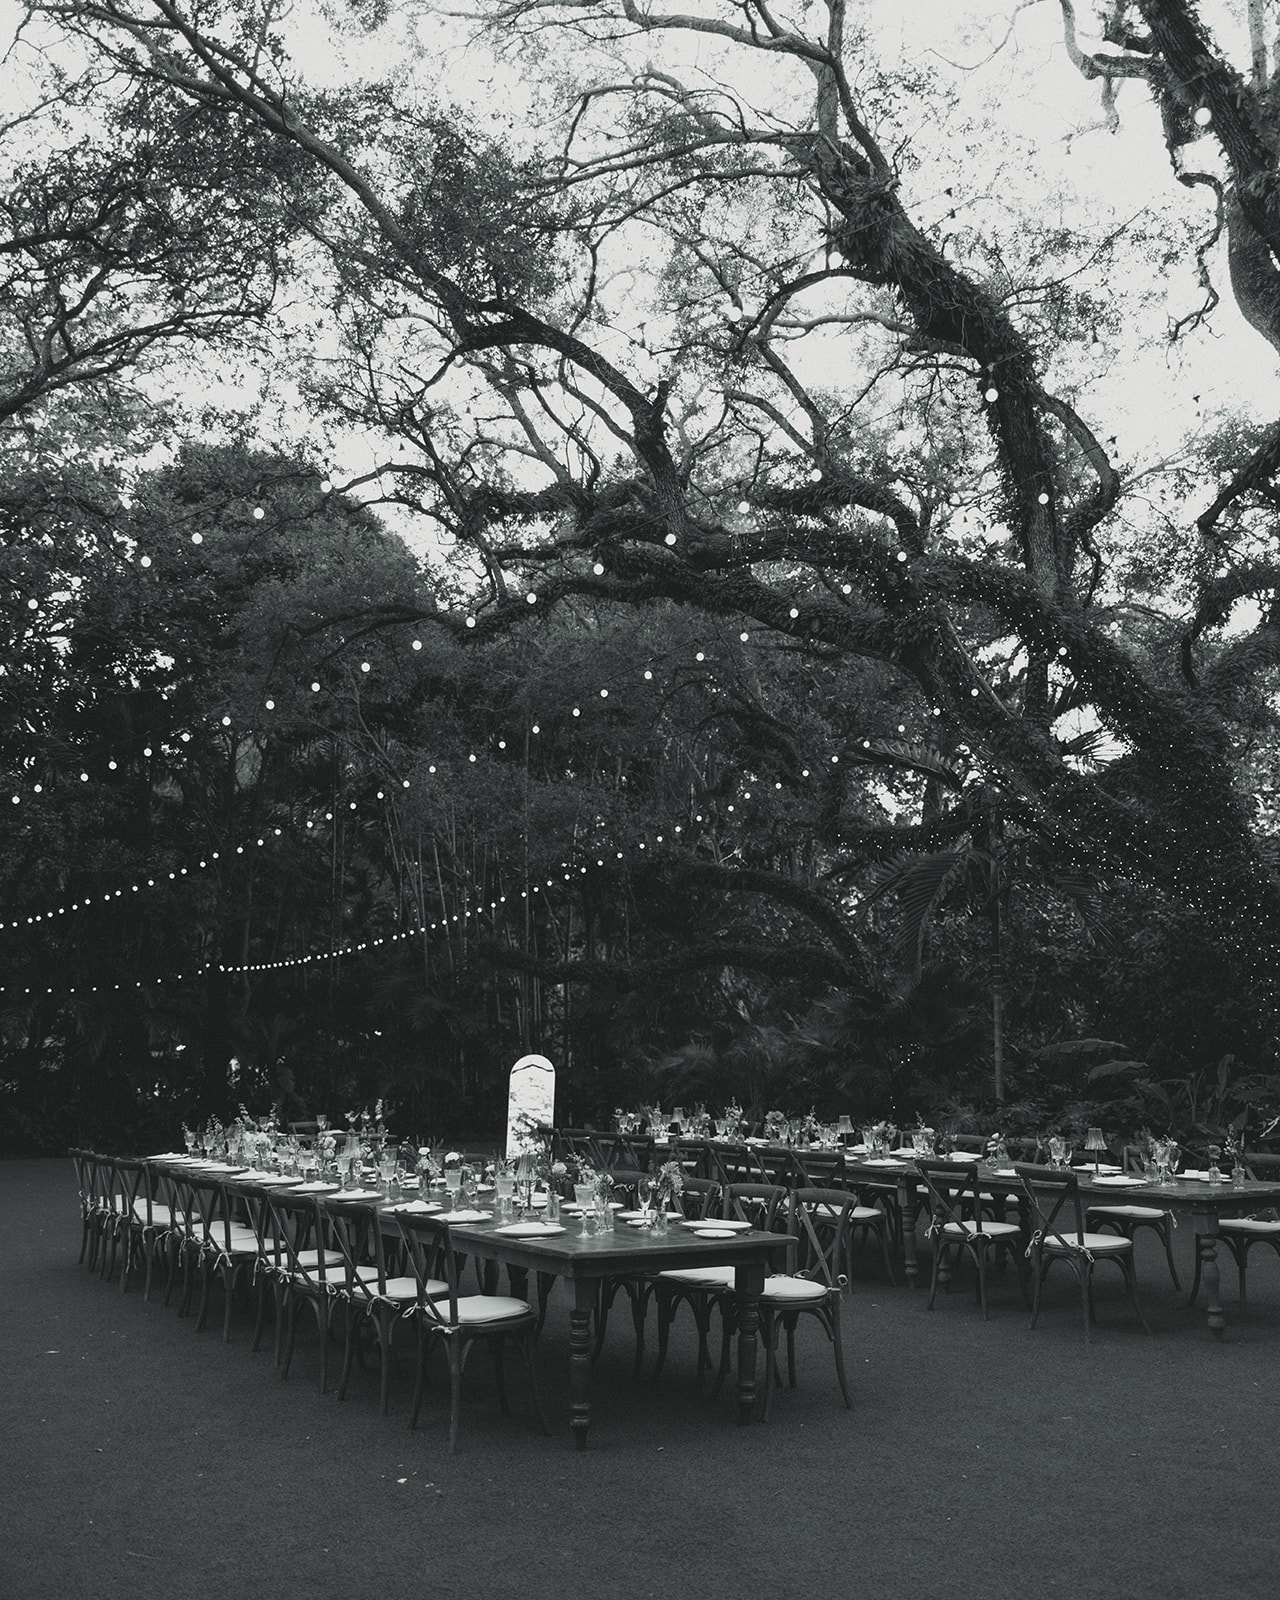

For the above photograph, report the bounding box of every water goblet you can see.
[575,1182,596,1235]
[445,1167,463,1211]
[636,1175,654,1227]
[183,1127,196,1156]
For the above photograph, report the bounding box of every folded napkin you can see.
[440,1208,492,1223]
[331,1187,383,1201]
[391,1200,442,1214]
[1089,1174,1146,1188]
[293,1182,341,1193]
[494,1221,565,1237]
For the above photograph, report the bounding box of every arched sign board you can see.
[506,1054,556,1159]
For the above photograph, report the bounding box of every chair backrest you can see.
[182,1175,247,1257]
[603,1133,655,1172]
[265,1190,339,1290]
[673,1176,721,1221]
[605,1167,649,1204]
[789,1187,856,1289]
[723,1182,787,1231]
[1013,1163,1086,1248]
[789,1148,846,1190]
[328,1199,395,1301]
[110,1157,149,1225]
[915,1158,987,1233]
[555,1129,607,1168]
[397,1212,467,1327]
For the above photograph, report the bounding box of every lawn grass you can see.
[4,1157,1279,1600]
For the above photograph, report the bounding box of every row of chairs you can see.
[69,1150,548,1451]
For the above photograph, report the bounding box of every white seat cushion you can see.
[1041,1232,1132,1253]
[1218,1218,1280,1235]
[1087,1205,1166,1220]
[452,1294,532,1325]
[657,1266,738,1288]
[295,1248,344,1270]
[761,1275,830,1302]
[941,1220,1021,1240]
[348,1274,420,1301]
[132,1200,173,1225]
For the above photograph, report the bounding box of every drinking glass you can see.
[575,1182,596,1234]
[495,1170,515,1221]
[445,1167,462,1210]
[1048,1135,1067,1170]
[636,1176,654,1225]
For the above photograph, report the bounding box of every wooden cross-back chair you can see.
[1014,1164,1150,1342]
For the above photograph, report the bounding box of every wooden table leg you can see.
[898,1177,920,1289]
[734,1262,765,1424]
[570,1276,595,1449]
[1196,1212,1226,1338]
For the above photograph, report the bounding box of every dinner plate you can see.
[255,1176,304,1187]
[390,1200,443,1214]
[680,1218,752,1232]
[1089,1174,1146,1188]
[691,1227,738,1239]
[330,1187,382,1200]
[293,1181,341,1193]
[493,1222,566,1237]
[440,1208,493,1223]
[862,1157,908,1167]
[617,1209,682,1220]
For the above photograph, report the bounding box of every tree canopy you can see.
[6,0,1280,1149]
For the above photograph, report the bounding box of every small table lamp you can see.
[1085,1126,1107,1172]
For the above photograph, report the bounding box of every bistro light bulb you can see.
[984,387,999,402]
[191,532,203,544]
[593,562,605,575]
[320,478,333,493]
[737,500,751,514]
[1194,105,1212,126]
[253,507,265,520]
[526,592,537,604]
[664,532,677,545]
[1038,491,1050,505]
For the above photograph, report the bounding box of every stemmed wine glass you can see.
[636,1175,654,1227]
[575,1181,596,1235]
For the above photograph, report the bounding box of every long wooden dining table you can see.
[833,1152,1280,1339]
[147,1158,795,1446]
[437,1217,795,1447]
[651,1137,1280,1338]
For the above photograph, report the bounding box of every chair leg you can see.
[492,1338,511,1415]
[447,1345,464,1454]
[760,1308,778,1423]
[522,1333,551,1436]
[1186,1234,1205,1307]
[1078,1263,1092,1345]
[1028,1254,1044,1330]
[281,1298,298,1381]
[1123,1257,1151,1335]
[1159,1222,1181,1291]
[409,1328,428,1429]
[831,1301,852,1410]
[377,1310,395,1417]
